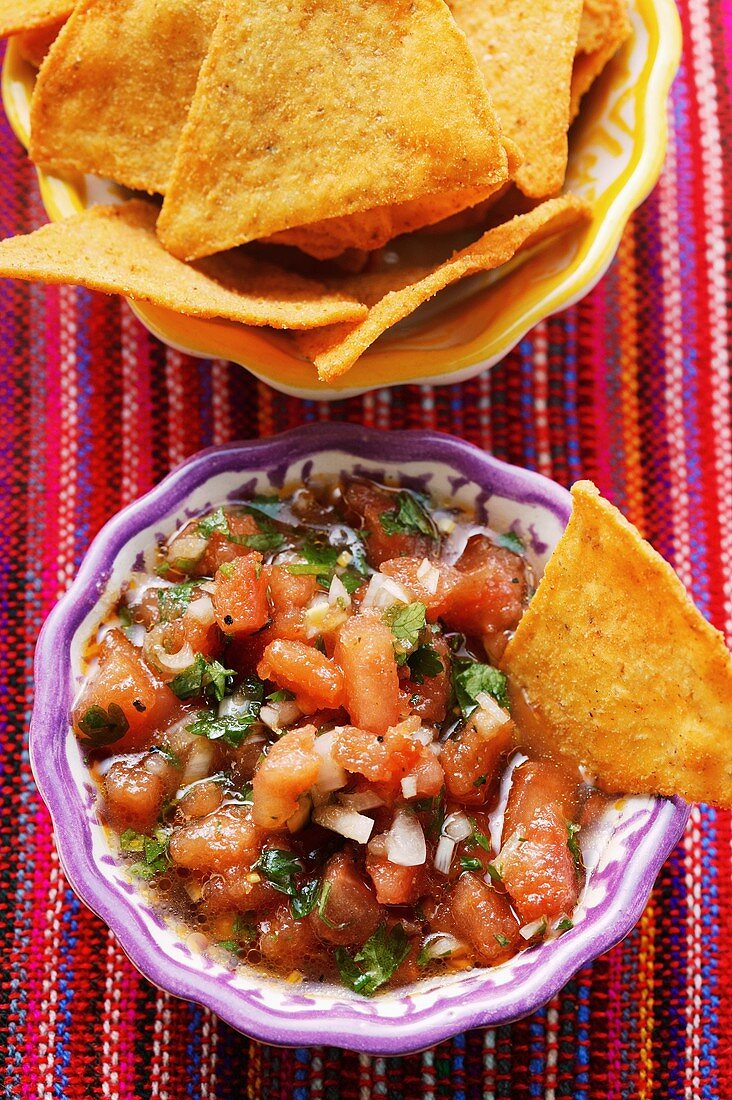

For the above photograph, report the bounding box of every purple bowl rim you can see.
[30,424,690,1054]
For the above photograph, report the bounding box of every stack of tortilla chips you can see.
[0,0,631,382]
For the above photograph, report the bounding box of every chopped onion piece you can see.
[185,594,216,626]
[328,574,351,607]
[218,693,256,719]
[383,808,427,867]
[420,932,463,961]
[313,804,374,844]
[336,550,352,567]
[313,730,348,793]
[167,534,207,564]
[339,789,384,812]
[434,834,456,875]
[410,726,435,747]
[443,811,472,842]
[181,737,215,785]
[488,828,524,881]
[436,516,456,535]
[260,700,302,732]
[475,691,511,731]
[304,595,348,637]
[416,558,440,595]
[401,775,418,799]
[361,573,413,610]
[519,917,548,941]
[143,625,195,676]
[287,794,312,834]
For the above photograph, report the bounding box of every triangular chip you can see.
[503,481,732,807]
[268,141,523,260]
[157,0,510,261]
[296,194,591,380]
[29,0,218,194]
[570,0,631,121]
[448,0,583,198]
[0,201,368,329]
[0,0,73,37]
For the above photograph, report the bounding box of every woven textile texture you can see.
[1,0,732,1095]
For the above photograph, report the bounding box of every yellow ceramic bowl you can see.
[2,0,681,399]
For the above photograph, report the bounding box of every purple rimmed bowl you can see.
[30,424,689,1055]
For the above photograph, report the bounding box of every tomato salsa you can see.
[73,476,599,994]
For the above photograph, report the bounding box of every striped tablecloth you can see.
[1,1,731,1095]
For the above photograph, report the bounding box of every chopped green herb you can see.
[155,560,171,577]
[242,494,282,519]
[218,561,235,578]
[452,659,509,717]
[77,703,129,748]
[406,643,444,683]
[473,774,487,788]
[197,508,230,539]
[239,784,254,805]
[233,914,257,941]
[415,788,445,841]
[379,491,435,539]
[467,818,492,852]
[120,827,170,879]
[567,822,582,875]
[460,856,483,872]
[187,706,260,748]
[339,568,365,594]
[152,744,180,766]
[241,520,286,554]
[556,917,574,932]
[157,581,199,622]
[485,863,502,883]
[495,531,526,555]
[385,601,426,662]
[118,604,134,630]
[494,933,511,948]
[169,654,236,703]
[267,688,294,703]
[290,877,321,920]
[336,924,411,997]
[253,849,303,897]
[217,939,240,954]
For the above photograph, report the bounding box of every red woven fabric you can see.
[1,2,731,1095]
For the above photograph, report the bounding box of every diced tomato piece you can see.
[251,726,320,829]
[401,635,451,723]
[441,709,514,805]
[405,747,445,798]
[334,613,400,734]
[177,779,224,820]
[260,904,332,977]
[366,853,427,906]
[258,638,344,712]
[441,535,527,641]
[103,751,180,834]
[500,760,581,925]
[331,723,421,788]
[309,853,382,946]
[265,565,317,641]
[450,874,521,964]
[198,512,261,576]
[380,558,459,619]
[342,480,433,567]
[72,629,181,753]
[201,863,279,915]
[169,805,263,872]
[213,554,268,635]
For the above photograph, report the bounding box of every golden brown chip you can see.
[0,201,368,329]
[158,0,511,261]
[570,0,632,121]
[0,0,73,37]
[503,481,732,807]
[29,0,218,194]
[268,141,523,260]
[15,17,67,67]
[448,0,583,199]
[296,194,591,380]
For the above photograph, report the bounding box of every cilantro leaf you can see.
[120,827,170,879]
[495,530,526,555]
[567,822,582,875]
[290,877,321,920]
[385,602,426,662]
[452,659,509,716]
[197,505,285,554]
[379,491,435,539]
[467,817,492,852]
[415,788,445,841]
[170,654,236,702]
[157,581,199,622]
[197,508,229,539]
[336,924,411,996]
[556,917,574,932]
[77,703,129,748]
[407,644,444,683]
[339,568,365,594]
[460,856,483,872]
[187,707,260,748]
[494,933,511,948]
[253,849,303,897]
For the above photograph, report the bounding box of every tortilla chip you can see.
[296,194,591,380]
[503,481,732,807]
[15,17,67,67]
[268,141,523,260]
[29,0,218,194]
[158,0,510,261]
[0,0,73,37]
[0,201,368,329]
[449,0,583,198]
[570,0,632,121]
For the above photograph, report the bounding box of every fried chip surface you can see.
[29,0,218,194]
[570,0,631,120]
[0,0,73,37]
[503,481,732,807]
[0,201,368,329]
[158,0,510,260]
[269,141,523,260]
[15,17,67,67]
[449,0,583,199]
[297,194,590,380]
